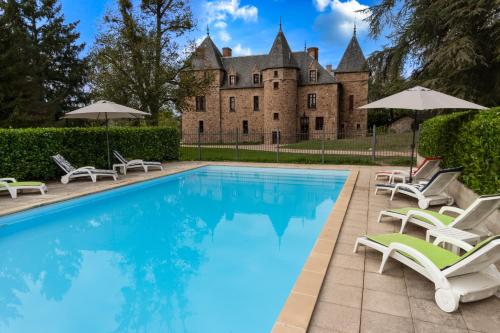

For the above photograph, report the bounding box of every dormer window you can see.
[229,75,236,86]
[309,70,317,82]
[253,73,260,84]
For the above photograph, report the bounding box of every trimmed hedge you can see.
[0,127,179,181]
[418,108,500,194]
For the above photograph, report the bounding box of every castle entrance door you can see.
[300,116,309,140]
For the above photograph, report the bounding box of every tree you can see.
[364,0,500,106]
[0,0,88,127]
[89,0,210,125]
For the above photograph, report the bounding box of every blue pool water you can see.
[0,166,348,333]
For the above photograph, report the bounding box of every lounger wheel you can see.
[61,176,69,185]
[418,199,430,209]
[435,289,460,312]
[446,197,454,206]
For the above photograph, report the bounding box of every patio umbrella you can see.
[63,100,150,168]
[359,86,487,181]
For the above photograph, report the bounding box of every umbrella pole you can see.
[409,110,417,183]
[106,114,111,169]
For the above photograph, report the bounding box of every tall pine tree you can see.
[0,0,87,127]
[365,0,500,106]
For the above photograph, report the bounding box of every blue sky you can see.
[61,0,388,68]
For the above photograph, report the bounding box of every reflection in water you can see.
[0,167,346,333]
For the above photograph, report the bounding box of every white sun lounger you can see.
[378,194,500,234]
[354,233,500,312]
[375,157,441,183]
[0,178,47,199]
[113,150,163,175]
[52,154,117,184]
[375,167,463,209]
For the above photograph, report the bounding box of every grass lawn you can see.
[283,132,414,152]
[180,147,413,166]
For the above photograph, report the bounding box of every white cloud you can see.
[313,0,331,11]
[204,1,258,46]
[205,0,258,23]
[218,30,231,42]
[313,0,370,41]
[233,43,252,56]
[214,21,227,29]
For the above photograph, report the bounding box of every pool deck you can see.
[1,162,498,333]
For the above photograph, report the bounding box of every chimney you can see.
[222,47,232,57]
[326,64,332,72]
[307,47,318,60]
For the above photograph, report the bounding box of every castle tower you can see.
[335,27,369,135]
[262,26,299,144]
[182,33,225,140]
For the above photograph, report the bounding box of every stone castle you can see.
[182,25,368,143]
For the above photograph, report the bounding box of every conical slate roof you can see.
[191,36,224,70]
[336,34,368,73]
[263,30,299,70]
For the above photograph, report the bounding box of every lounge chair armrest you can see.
[406,210,446,228]
[386,242,443,277]
[432,236,474,252]
[127,159,144,165]
[79,166,96,170]
[438,206,464,216]
[0,178,16,183]
[394,183,420,194]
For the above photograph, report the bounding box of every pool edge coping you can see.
[271,168,359,333]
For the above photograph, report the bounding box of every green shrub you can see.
[418,111,477,162]
[418,108,500,194]
[0,127,179,181]
[451,109,500,194]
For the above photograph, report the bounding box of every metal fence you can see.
[180,125,418,164]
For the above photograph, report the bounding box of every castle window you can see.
[309,70,317,82]
[349,95,354,112]
[229,97,235,112]
[273,113,279,120]
[307,93,316,109]
[242,120,249,134]
[356,123,361,130]
[315,117,324,130]
[195,96,205,111]
[198,121,204,133]
[253,96,259,111]
[229,75,236,86]
[273,82,279,90]
[274,70,278,78]
[253,74,260,84]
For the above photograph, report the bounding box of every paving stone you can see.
[360,310,414,333]
[323,266,364,288]
[409,298,467,329]
[310,301,361,333]
[459,297,500,333]
[364,271,407,295]
[413,320,468,333]
[319,284,363,308]
[362,289,412,318]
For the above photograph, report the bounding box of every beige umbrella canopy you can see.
[359,86,487,181]
[63,100,150,167]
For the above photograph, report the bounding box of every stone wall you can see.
[262,68,298,143]
[297,84,339,139]
[335,72,368,135]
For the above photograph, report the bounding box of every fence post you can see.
[371,125,376,161]
[276,128,280,163]
[321,128,325,164]
[235,127,239,161]
[197,130,202,161]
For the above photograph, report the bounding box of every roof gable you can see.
[336,35,368,73]
[263,30,299,70]
[191,36,224,70]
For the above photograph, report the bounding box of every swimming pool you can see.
[0,166,348,333]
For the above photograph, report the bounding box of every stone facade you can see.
[182,28,368,143]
